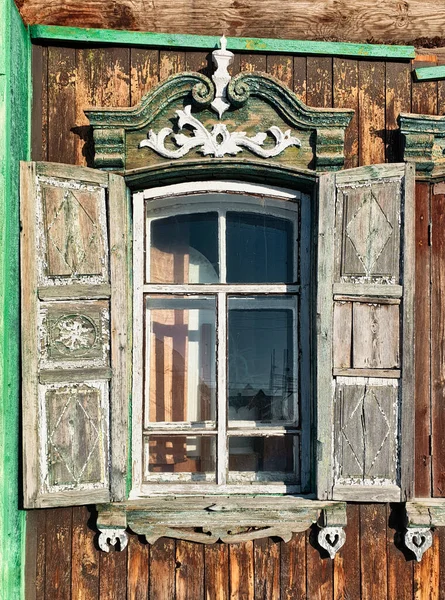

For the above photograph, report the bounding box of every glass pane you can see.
[228,436,296,479]
[149,213,219,283]
[146,296,216,424]
[228,296,297,423]
[144,435,216,480]
[226,212,293,283]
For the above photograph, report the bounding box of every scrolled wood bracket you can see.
[404,528,433,562]
[98,528,129,553]
[317,505,347,559]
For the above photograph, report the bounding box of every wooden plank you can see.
[25,510,46,600]
[439,527,445,600]
[267,55,294,88]
[31,44,48,161]
[387,504,413,600]
[127,534,149,600]
[333,368,401,378]
[413,531,439,600]
[240,53,267,73]
[358,61,385,166]
[437,80,445,115]
[45,507,73,600]
[306,525,333,599]
[159,50,186,81]
[175,540,205,600]
[253,538,280,600]
[28,25,416,57]
[281,533,306,600]
[352,303,400,369]
[432,190,445,496]
[150,538,175,600]
[204,544,229,600]
[415,182,432,497]
[75,47,130,166]
[333,58,359,169]
[293,56,307,103]
[386,61,411,163]
[360,504,388,600]
[415,65,445,80]
[412,60,438,115]
[307,57,332,108]
[99,541,128,600]
[333,504,360,600]
[185,51,211,76]
[229,542,254,600]
[71,506,99,600]
[47,46,77,164]
[130,48,159,106]
[333,301,352,369]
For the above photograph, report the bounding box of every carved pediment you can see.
[86,37,353,173]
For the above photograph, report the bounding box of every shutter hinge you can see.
[428,222,433,246]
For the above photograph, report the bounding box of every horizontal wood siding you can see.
[30,504,445,599]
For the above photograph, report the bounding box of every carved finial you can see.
[211,34,234,118]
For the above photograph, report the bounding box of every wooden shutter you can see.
[316,163,415,502]
[21,162,129,508]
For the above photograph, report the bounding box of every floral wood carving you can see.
[139,105,301,159]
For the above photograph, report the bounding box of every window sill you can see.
[96,496,347,547]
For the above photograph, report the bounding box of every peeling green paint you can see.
[414,65,445,82]
[29,24,416,60]
[0,1,30,599]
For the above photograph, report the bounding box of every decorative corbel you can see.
[317,504,347,559]
[399,113,445,178]
[98,528,129,553]
[405,501,435,562]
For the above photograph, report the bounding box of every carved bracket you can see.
[403,500,445,562]
[98,528,129,552]
[405,528,433,562]
[317,504,347,559]
[400,113,445,178]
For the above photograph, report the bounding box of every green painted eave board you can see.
[414,65,445,81]
[29,25,415,59]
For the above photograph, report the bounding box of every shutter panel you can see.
[316,163,415,502]
[21,162,129,508]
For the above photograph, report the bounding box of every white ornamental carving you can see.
[98,528,129,552]
[318,526,346,559]
[210,34,234,118]
[139,105,301,159]
[405,528,433,562]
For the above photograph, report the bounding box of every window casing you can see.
[131,182,312,497]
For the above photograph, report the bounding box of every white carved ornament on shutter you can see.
[316,163,415,502]
[21,162,129,508]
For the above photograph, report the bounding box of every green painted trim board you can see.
[414,65,445,81]
[0,0,30,598]
[29,24,415,59]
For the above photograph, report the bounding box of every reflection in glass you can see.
[228,297,296,422]
[146,296,216,423]
[226,212,293,283]
[150,213,219,283]
[145,435,216,477]
[228,436,295,473]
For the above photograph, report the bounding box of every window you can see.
[131,182,311,496]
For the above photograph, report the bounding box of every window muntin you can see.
[132,186,310,496]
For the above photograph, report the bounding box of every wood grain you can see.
[130,48,159,105]
[267,55,293,89]
[31,44,48,161]
[293,57,307,104]
[387,504,413,600]
[99,540,128,600]
[333,504,360,600]
[204,544,229,600]
[45,507,73,600]
[229,542,254,600]
[386,61,411,163]
[253,538,280,600]
[306,526,333,600]
[280,533,306,600]
[71,506,99,600]
[127,534,149,600]
[150,538,175,600]
[360,504,388,600]
[412,59,438,116]
[307,57,332,108]
[159,51,186,81]
[175,540,205,600]
[415,182,432,497]
[358,61,385,165]
[413,530,439,600]
[333,58,358,169]
[18,1,445,45]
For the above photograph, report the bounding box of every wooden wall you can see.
[29,45,445,598]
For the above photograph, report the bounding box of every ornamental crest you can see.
[86,36,353,172]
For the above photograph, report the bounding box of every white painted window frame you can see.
[131,181,311,498]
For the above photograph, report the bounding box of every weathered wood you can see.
[150,538,175,600]
[21,3,439,46]
[280,533,306,600]
[352,303,399,369]
[412,59,438,116]
[358,61,385,166]
[293,56,307,104]
[239,53,267,73]
[386,61,411,163]
[229,542,254,600]
[175,541,205,600]
[306,526,333,599]
[127,534,149,600]
[99,539,128,600]
[432,190,445,497]
[333,301,352,369]
[130,48,159,106]
[333,368,401,378]
[71,506,99,600]
[413,531,439,600]
[159,50,186,81]
[334,504,360,600]
[307,56,332,108]
[387,504,413,600]
[31,44,48,161]
[333,58,358,169]
[439,527,445,600]
[204,544,229,600]
[360,504,388,600]
[267,55,293,89]
[254,539,280,600]
[45,507,72,600]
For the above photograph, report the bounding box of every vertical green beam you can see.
[0,0,30,598]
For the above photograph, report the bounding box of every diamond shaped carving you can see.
[43,186,104,277]
[341,388,391,478]
[46,385,103,486]
[346,190,393,276]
